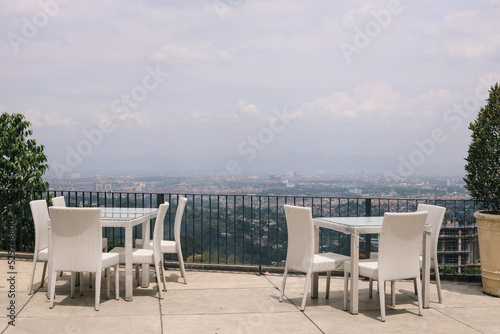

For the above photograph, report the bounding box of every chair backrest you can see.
[417,204,446,257]
[283,205,315,273]
[30,200,50,252]
[173,197,187,243]
[378,211,428,281]
[153,203,170,262]
[51,196,67,207]
[48,207,102,273]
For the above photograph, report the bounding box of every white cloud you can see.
[294,81,466,125]
[423,11,479,35]
[295,82,403,120]
[91,109,152,127]
[121,110,151,127]
[23,109,75,127]
[340,5,377,29]
[149,43,210,64]
[184,110,209,123]
[1,0,42,14]
[238,99,259,115]
[423,11,500,60]
[180,100,266,126]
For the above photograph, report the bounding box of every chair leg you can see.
[326,271,331,299]
[28,259,36,295]
[106,268,111,299]
[369,278,373,298]
[114,264,119,300]
[154,261,163,299]
[41,261,47,288]
[413,277,418,295]
[46,267,53,300]
[434,258,442,303]
[177,249,187,284]
[29,258,38,294]
[301,272,312,311]
[415,275,423,316]
[378,280,386,322]
[49,270,57,309]
[343,270,349,311]
[80,272,84,296]
[160,260,167,291]
[89,272,93,288]
[95,271,102,311]
[70,272,76,298]
[391,280,396,306]
[279,266,288,303]
[103,244,107,278]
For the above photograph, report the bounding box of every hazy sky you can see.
[1,0,500,175]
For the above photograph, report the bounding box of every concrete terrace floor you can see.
[1,258,499,334]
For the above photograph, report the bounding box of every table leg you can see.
[125,227,133,301]
[311,226,320,298]
[422,226,431,308]
[350,233,359,314]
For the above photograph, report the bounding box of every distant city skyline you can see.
[1,1,500,178]
[45,169,470,199]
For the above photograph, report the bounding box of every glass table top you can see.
[315,216,384,227]
[100,207,158,220]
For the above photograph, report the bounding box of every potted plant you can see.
[464,82,500,297]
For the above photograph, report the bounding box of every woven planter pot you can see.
[474,211,500,297]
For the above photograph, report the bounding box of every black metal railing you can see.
[0,189,480,279]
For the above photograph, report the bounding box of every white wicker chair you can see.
[369,204,446,303]
[28,200,50,295]
[279,205,350,311]
[50,196,66,207]
[110,203,169,299]
[136,197,188,283]
[51,196,108,251]
[47,207,119,311]
[414,204,446,303]
[344,211,428,322]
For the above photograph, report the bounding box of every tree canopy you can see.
[0,112,49,190]
[464,83,500,212]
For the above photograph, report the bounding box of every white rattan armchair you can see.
[369,204,446,303]
[28,200,50,295]
[47,207,119,311]
[51,196,108,251]
[279,205,350,311]
[136,197,188,283]
[344,211,428,322]
[415,204,446,303]
[50,196,66,207]
[110,202,169,299]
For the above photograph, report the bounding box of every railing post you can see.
[157,193,165,206]
[258,196,262,275]
[365,199,372,259]
[0,190,3,250]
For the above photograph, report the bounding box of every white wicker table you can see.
[312,216,431,314]
[101,208,158,301]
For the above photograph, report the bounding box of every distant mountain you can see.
[49,151,464,176]
[263,151,398,172]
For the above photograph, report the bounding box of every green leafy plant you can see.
[1,112,50,251]
[464,83,500,213]
[0,113,49,190]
